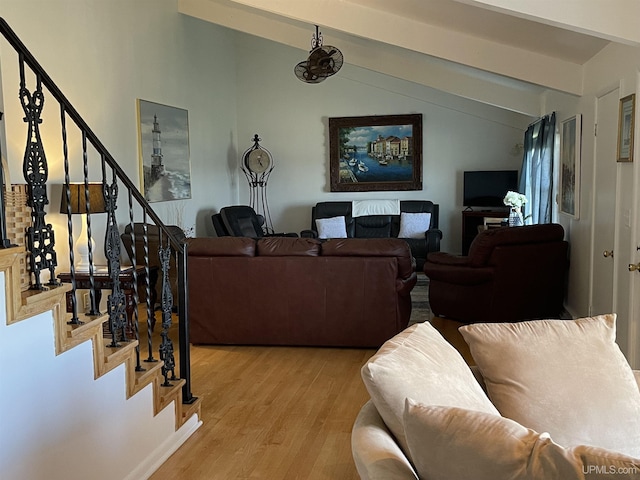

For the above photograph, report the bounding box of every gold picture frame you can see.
[328,114,423,192]
[617,94,635,162]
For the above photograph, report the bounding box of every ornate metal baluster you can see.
[0,110,13,249]
[127,190,144,371]
[102,170,126,347]
[142,216,157,363]
[158,236,176,386]
[80,133,100,316]
[60,106,80,324]
[19,57,58,289]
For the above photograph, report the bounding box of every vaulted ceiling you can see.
[178,0,640,115]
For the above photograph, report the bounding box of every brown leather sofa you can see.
[424,224,568,323]
[187,236,417,347]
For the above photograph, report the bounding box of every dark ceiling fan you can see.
[294,25,343,84]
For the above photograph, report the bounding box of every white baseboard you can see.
[125,413,203,480]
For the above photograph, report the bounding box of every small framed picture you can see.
[559,114,581,219]
[617,94,635,162]
[137,99,192,202]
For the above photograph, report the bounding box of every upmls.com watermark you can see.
[583,465,639,475]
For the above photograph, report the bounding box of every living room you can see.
[1,0,639,479]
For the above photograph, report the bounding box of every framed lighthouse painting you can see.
[136,99,192,202]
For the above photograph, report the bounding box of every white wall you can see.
[233,32,533,252]
[0,0,239,249]
[544,41,640,365]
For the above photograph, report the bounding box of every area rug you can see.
[409,274,431,325]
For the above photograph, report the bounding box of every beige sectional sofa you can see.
[352,315,640,479]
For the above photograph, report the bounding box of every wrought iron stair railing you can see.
[0,17,195,404]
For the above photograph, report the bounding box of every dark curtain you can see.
[519,112,556,224]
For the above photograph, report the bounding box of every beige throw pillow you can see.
[403,402,640,480]
[459,315,640,458]
[361,322,499,457]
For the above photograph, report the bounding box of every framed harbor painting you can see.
[137,99,192,202]
[559,114,581,219]
[329,114,423,192]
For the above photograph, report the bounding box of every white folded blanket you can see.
[352,199,400,217]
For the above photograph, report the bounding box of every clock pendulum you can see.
[241,134,275,234]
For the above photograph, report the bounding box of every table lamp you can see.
[60,183,106,271]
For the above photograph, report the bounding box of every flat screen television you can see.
[463,170,518,208]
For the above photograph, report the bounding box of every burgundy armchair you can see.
[424,224,568,323]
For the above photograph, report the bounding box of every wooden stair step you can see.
[156,378,186,415]
[66,314,108,340]
[177,397,202,429]
[128,360,164,398]
[94,338,138,378]
[21,283,71,305]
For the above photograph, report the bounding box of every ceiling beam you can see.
[179,0,548,115]
[459,0,640,45]
[191,0,583,95]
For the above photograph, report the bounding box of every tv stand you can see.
[461,209,508,254]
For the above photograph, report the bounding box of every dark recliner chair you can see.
[424,223,569,323]
[211,213,228,237]
[306,200,442,270]
[213,205,298,238]
[221,205,265,237]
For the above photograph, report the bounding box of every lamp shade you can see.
[60,183,106,214]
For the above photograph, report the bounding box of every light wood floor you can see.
[145,304,470,479]
[150,344,376,480]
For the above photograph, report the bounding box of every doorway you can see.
[592,87,634,362]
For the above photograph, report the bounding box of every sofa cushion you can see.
[361,322,499,457]
[322,238,414,279]
[398,212,431,239]
[403,402,640,480]
[186,236,256,256]
[460,315,640,458]
[354,215,393,238]
[316,215,347,239]
[256,237,321,256]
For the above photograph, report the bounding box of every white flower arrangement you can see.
[503,191,528,209]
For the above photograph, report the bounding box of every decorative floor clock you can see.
[241,134,275,234]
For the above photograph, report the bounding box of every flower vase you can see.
[508,207,524,227]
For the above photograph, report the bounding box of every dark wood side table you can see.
[58,265,158,337]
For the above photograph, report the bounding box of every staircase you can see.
[0,17,201,480]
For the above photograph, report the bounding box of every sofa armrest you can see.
[352,401,419,480]
[396,271,417,296]
[425,228,442,253]
[424,262,494,285]
[426,251,470,267]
